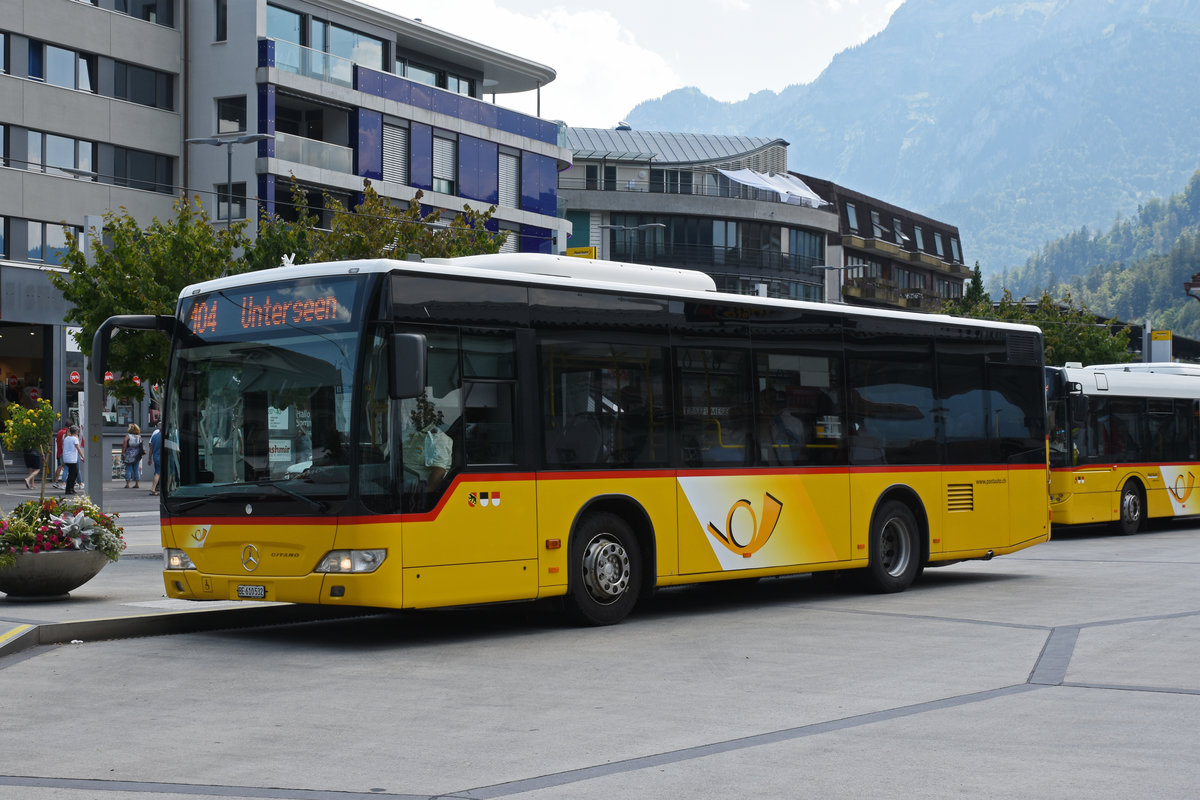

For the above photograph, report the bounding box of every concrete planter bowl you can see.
[0,550,111,601]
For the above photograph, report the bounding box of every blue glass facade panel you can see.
[355,67,558,145]
[521,225,552,254]
[409,123,432,190]
[356,109,383,180]
[257,38,275,68]
[521,153,556,216]
[458,136,498,204]
[259,174,276,217]
[257,84,275,158]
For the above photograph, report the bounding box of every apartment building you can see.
[0,0,571,440]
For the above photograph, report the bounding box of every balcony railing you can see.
[609,243,825,282]
[273,131,353,173]
[270,39,354,88]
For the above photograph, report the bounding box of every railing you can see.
[271,39,355,88]
[273,131,353,173]
[609,243,826,282]
[559,173,821,207]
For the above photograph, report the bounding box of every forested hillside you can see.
[997,171,1200,337]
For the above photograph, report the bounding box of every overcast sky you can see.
[365,0,903,128]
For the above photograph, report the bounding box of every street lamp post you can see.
[185,133,273,227]
[815,265,849,304]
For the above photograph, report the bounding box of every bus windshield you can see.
[164,276,366,512]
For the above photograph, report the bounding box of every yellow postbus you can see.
[1047,362,1200,534]
[95,254,1050,624]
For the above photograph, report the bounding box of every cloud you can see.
[366,0,682,127]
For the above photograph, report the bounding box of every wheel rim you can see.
[1123,488,1142,523]
[879,516,913,578]
[581,534,631,605]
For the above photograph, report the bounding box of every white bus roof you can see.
[179,253,1042,337]
[1055,363,1200,400]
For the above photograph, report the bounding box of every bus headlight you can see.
[315,549,386,573]
[164,549,196,570]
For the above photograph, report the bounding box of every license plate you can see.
[236,585,267,599]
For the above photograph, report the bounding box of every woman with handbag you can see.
[121,423,144,489]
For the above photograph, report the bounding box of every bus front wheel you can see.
[567,513,642,626]
[862,500,921,593]
[1117,479,1145,535]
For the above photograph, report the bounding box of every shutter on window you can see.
[498,152,519,208]
[382,124,409,185]
[432,136,456,181]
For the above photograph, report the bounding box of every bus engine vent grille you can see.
[1006,332,1041,364]
[947,483,975,512]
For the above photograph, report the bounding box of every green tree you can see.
[51,195,248,398]
[951,290,1133,366]
[306,180,506,262]
[961,261,989,309]
[51,180,509,396]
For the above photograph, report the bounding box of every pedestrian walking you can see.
[149,421,162,495]
[121,423,144,488]
[22,447,42,490]
[62,425,83,495]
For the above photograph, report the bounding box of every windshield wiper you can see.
[169,484,328,514]
[258,481,329,513]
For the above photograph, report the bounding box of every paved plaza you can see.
[1,493,1198,799]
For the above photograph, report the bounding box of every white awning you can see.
[716,168,828,208]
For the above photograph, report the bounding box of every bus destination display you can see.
[184,279,358,337]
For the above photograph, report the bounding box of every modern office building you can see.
[559,126,969,308]
[0,0,571,446]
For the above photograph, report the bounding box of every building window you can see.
[432,135,456,195]
[1,32,7,74]
[846,255,882,279]
[498,151,520,208]
[950,237,962,263]
[28,41,95,92]
[114,61,174,110]
[26,221,77,265]
[894,268,923,291]
[217,182,247,222]
[404,62,439,86]
[870,210,886,239]
[585,164,598,190]
[215,0,227,41]
[23,131,99,184]
[382,123,409,185]
[933,232,945,258]
[114,146,174,193]
[0,216,6,257]
[445,73,473,96]
[789,228,823,267]
[936,278,962,299]
[846,203,859,232]
[603,165,616,192]
[266,5,302,44]
[118,0,175,27]
[914,225,925,251]
[893,217,907,245]
[217,96,247,134]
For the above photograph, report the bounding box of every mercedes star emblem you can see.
[241,544,260,572]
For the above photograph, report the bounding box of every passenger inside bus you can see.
[402,390,455,509]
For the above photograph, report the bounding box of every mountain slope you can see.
[624,0,1200,275]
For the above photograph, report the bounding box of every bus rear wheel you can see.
[862,500,921,593]
[567,513,641,626]
[1117,479,1145,535]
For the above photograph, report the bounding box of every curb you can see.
[0,604,377,660]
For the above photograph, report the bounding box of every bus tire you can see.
[862,500,921,593]
[567,513,641,626]
[1117,479,1145,536]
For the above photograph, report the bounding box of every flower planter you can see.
[0,550,111,601]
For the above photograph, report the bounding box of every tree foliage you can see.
[51,195,248,397]
[951,290,1133,367]
[52,180,507,397]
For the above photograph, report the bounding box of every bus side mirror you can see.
[389,333,427,399]
[1066,381,1083,394]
